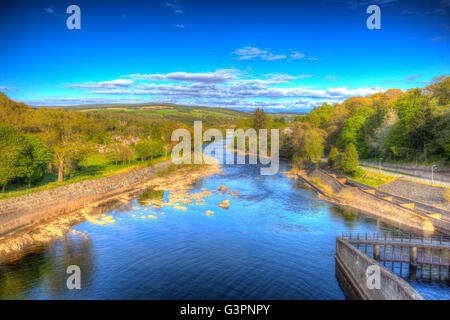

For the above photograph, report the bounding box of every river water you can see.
[0,143,448,300]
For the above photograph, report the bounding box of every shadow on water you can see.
[0,235,96,299]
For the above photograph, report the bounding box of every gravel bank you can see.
[378,180,449,211]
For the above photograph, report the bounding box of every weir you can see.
[342,232,450,280]
[335,232,450,300]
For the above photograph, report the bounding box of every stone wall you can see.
[335,237,423,300]
[0,160,173,236]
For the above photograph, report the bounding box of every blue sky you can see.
[0,0,449,111]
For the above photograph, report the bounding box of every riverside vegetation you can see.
[279,76,449,179]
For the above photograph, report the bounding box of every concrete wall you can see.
[0,160,172,236]
[304,167,434,232]
[335,238,423,300]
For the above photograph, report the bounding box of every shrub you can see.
[328,147,339,167]
[341,143,359,174]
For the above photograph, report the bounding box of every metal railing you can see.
[339,231,450,246]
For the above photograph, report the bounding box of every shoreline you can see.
[285,168,437,234]
[0,161,221,264]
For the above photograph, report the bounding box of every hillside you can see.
[61,103,250,127]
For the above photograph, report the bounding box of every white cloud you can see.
[173,24,186,29]
[232,47,287,61]
[384,75,422,84]
[43,7,64,18]
[232,47,318,62]
[0,86,19,92]
[164,1,183,15]
[59,70,383,110]
[290,51,306,60]
[67,79,135,90]
[20,96,145,107]
[68,78,381,101]
[123,69,241,83]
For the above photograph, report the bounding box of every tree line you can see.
[280,75,449,175]
[0,94,185,191]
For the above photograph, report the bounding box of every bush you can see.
[341,143,359,174]
[328,147,339,167]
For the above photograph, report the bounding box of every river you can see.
[0,142,448,300]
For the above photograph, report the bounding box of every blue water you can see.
[0,145,448,300]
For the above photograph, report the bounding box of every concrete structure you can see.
[335,236,425,300]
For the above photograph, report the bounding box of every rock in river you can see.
[219,200,229,209]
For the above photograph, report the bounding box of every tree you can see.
[120,144,133,165]
[34,110,89,183]
[135,139,153,162]
[337,106,374,152]
[328,147,339,168]
[289,122,325,163]
[341,143,359,174]
[147,139,164,159]
[106,141,122,165]
[253,108,268,131]
[424,75,450,105]
[0,122,23,191]
[16,135,51,188]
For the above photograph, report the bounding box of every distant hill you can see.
[59,102,250,126]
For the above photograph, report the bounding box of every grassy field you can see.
[0,153,171,200]
[350,169,398,187]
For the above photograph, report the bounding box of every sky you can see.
[0,0,449,112]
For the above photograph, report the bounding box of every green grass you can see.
[0,153,171,201]
[350,169,398,187]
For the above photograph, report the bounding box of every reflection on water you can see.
[0,236,95,299]
[0,142,448,300]
[137,188,164,206]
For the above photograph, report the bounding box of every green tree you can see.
[147,139,164,159]
[328,147,339,167]
[341,143,359,174]
[289,122,325,163]
[16,135,51,188]
[337,106,374,152]
[0,122,23,191]
[106,141,122,165]
[34,110,90,183]
[135,139,153,162]
[120,144,133,165]
[253,108,268,131]
[135,139,163,162]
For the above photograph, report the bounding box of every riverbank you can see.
[0,160,221,263]
[286,166,436,234]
